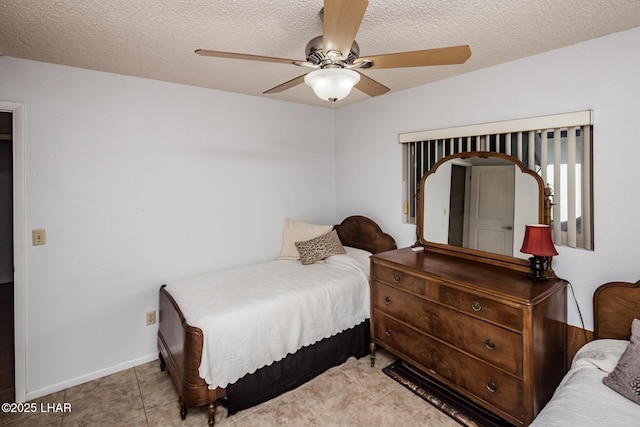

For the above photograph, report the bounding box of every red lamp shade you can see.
[520,224,558,256]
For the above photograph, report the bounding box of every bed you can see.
[157,215,396,426]
[530,280,640,426]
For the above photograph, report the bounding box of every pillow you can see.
[295,230,346,265]
[277,217,333,260]
[571,338,630,373]
[603,318,640,405]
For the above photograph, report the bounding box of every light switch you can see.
[32,229,46,246]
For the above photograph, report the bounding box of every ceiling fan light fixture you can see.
[304,68,360,103]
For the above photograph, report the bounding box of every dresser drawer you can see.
[438,285,523,331]
[372,264,434,296]
[374,314,524,421]
[373,282,523,376]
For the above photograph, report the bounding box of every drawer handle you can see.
[385,329,392,337]
[486,381,497,393]
[393,274,401,283]
[484,339,496,350]
[384,296,392,305]
[471,301,482,312]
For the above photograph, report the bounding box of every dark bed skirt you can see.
[225,319,371,414]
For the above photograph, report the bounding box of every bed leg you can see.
[369,342,376,367]
[207,402,216,427]
[158,352,166,371]
[179,396,187,420]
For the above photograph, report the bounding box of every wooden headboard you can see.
[594,280,640,340]
[334,215,397,254]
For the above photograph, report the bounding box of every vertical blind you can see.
[400,110,594,250]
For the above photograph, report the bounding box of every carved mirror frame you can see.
[416,151,551,273]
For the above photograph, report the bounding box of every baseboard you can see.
[25,352,159,401]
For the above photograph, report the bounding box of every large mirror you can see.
[417,152,546,269]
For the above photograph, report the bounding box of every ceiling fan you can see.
[196,0,471,104]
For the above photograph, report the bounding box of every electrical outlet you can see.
[32,229,46,246]
[146,310,156,326]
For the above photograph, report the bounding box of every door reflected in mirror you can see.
[419,152,543,260]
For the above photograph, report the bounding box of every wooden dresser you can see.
[370,247,567,426]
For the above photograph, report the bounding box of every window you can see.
[400,110,594,250]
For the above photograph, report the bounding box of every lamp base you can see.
[527,255,549,282]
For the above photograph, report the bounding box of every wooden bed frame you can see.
[157,215,396,426]
[593,279,640,340]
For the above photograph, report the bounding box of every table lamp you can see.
[520,224,558,281]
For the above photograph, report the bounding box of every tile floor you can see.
[0,349,459,427]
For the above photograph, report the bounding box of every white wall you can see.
[336,27,640,330]
[0,57,336,397]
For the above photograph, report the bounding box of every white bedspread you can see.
[164,247,371,389]
[531,338,640,426]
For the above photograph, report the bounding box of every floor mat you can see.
[382,359,513,427]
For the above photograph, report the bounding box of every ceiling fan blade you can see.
[196,49,300,65]
[355,72,390,97]
[358,45,471,69]
[263,74,307,94]
[323,0,368,59]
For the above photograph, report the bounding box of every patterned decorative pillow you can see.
[603,318,640,405]
[277,217,333,260]
[295,230,346,265]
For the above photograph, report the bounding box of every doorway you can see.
[0,111,13,402]
[447,164,466,247]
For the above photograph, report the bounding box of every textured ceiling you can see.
[1,0,639,108]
